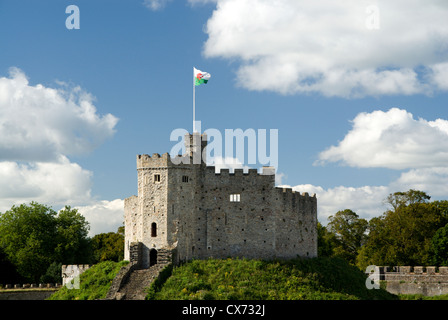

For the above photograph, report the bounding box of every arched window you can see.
[151,222,157,237]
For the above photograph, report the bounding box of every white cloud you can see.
[0,157,92,211]
[317,108,448,170]
[143,0,172,11]
[0,155,125,237]
[201,0,448,97]
[285,172,448,224]
[0,67,118,162]
[430,62,448,90]
[75,199,124,237]
[308,107,448,223]
[279,183,390,223]
[392,167,448,198]
[0,68,122,236]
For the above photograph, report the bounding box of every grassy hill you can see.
[47,257,396,300]
[47,260,128,300]
[147,257,396,300]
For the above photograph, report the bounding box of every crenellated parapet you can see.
[377,265,448,296]
[378,266,448,277]
[274,187,317,202]
[137,153,171,169]
[211,166,274,176]
[61,264,91,287]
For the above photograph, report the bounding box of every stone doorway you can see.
[149,249,158,267]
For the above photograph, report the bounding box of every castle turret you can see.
[185,132,207,165]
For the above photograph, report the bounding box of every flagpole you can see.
[193,67,196,133]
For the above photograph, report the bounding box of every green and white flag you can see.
[194,67,211,86]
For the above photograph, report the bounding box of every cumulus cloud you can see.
[392,167,448,198]
[0,156,92,212]
[201,0,448,97]
[0,67,118,162]
[308,108,448,223]
[285,174,448,224]
[75,199,125,237]
[279,183,390,223]
[316,108,448,170]
[0,68,122,236]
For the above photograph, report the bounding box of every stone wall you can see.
[377,266,448,296]
[174,166,317,261]
[0,289,58,300]
[61,264,91,287]
[124,132,317,266]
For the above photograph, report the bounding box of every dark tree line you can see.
[318,190,448,270]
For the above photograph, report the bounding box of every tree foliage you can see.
[430,223,448,266]
[326,209,368,264]
[356,190,448,270]
[91,226,124,263]
[0,202,92,283]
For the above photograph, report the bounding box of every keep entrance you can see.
[149,249,157,267]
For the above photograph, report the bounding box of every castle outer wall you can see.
[124,133,317,266]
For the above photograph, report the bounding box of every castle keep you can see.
[124,133,317,268]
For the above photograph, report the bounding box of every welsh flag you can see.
[194,67,211,86]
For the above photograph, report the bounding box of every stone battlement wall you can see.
[376,266,448,296]
[61,264,91,287]
[379,266,448,276]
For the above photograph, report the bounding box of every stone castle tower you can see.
[124,133,317,268]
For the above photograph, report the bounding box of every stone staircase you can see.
[114,264,167,300]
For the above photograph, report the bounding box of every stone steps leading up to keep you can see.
[115,264,167,300]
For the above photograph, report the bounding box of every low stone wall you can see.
[0,288,59,300]
[377,266,448,296]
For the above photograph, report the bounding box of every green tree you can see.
[55,206,92,264]
[40,262,63,284]
[430,223,448,266]
[0,202,92,283]
[91,226,124,263]
[317,222,335,257]
[0,202,58,282]
[385,189,431,210]
[326,209,368,264]
[356,190,448,270]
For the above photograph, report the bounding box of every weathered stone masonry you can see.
[124,133,317,267]
[376,266,448,296]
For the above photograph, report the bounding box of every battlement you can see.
[137,153,171,168]
[61,264,91,287]
[211,166,274,176]
[274,187,317,200]
[375,266,448,296]
[378,266,448,275]
[61,264,91,270]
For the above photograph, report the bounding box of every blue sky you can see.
[1,0,447,236]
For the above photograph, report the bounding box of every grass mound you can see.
[147,257,396,300]
[47,260,128,300]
